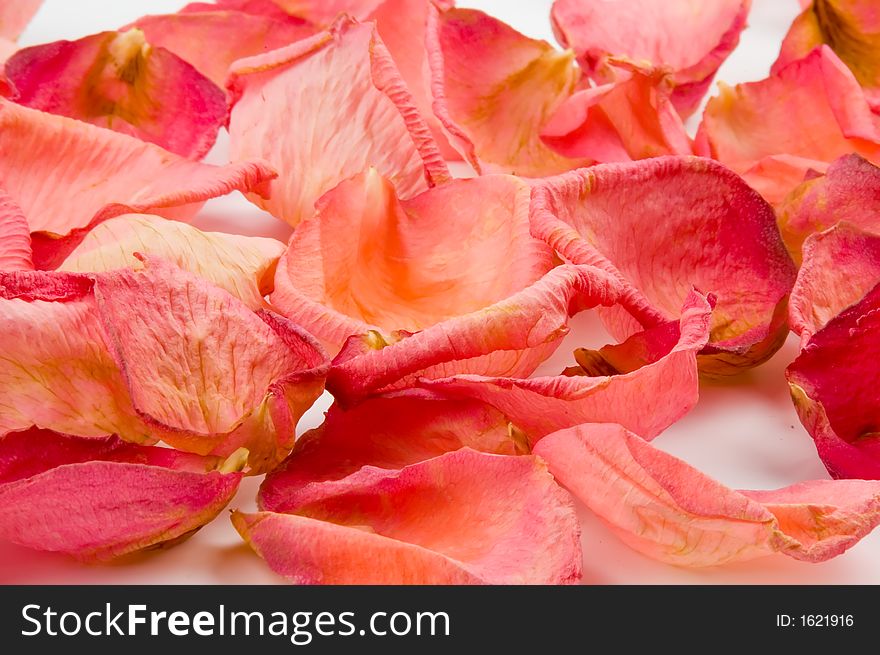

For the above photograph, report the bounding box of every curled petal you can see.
[787,283,880,479]
[0,428,242,561]
[534,423,880,566]
[3,30,227,158]
[227,16,449,227]
[530,156,796,374]
[234,449,582,584]
[775,0,880,109]
[0,0,41,41]
[696,46,880,205]
[129,6,315,87]
[0,99,275,269]
[420,291,711,443]
[0,258,328,471]
[59,214,284,309]
[790,224,880,344]
[426,6,584,176]
[778,154,880,262]
[260,392,521,512]
[551,0,751,118]
[540,60,693,163]
[0,190,32,271]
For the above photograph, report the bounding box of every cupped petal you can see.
[426,5,585,176]
[59,214,284,309]
[0,428,242,561]
[3,29,227,158]
[0,190,32,271]
[0,0,41,40]
[775,0,880,109]
[227,16,449,228]
[534,422,880,566]
[272,170,556,352]
[551,0,751,118]
[778,154,880,262]
[697,46,880,205]
[234,448,582,584]
[540,60,693,163]
[420,291,711,443]
[259,392,521,512]
[530,156,797,374]
[0,258,328,471]
[789,223,880,344]
[787,282,880,479]
[0,99,275,269]
[129,6,315,87]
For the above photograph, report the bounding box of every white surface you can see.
[4,0,875,585]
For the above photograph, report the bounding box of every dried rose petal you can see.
[790,223,880,345]
[0,191,32,271]
[259,392,522,512]
[551,0,751,118]
[540,59,693,163]
[535,423,880,566]
[696,46,880,205]
[227,16,449,227]
[234,449,582,584]
[0,99,275,269]
[0,257,327,471]
[775,0,880,110]
[426,5,584,176]
[128,4,315,87]
[0,428,242,561]
[787,282,880,479]
[778,154,880,263]
[0,0,41,41]
[530,156,796,374]
[3,29,227,158]
[58,214,284,310]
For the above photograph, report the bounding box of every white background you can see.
[3,0,875,585]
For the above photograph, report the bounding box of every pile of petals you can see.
[3,0,880,583]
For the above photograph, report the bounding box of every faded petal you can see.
[234,449,582,584]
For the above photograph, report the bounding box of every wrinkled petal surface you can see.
[535,423,880,566]
[551,0,751,117]
[0,99,275,269]
[530,156,796,374]
[227,16,449,227]
[3,29,227,158]
[420,291,711,443]
[697,46,880,205]
[787,282,880,479]
[427,6,584,176]
[234,449,582,584]
[59,214,284,310]
[0,428,241,561]
[0,190,32,271]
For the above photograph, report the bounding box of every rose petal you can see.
[259,391,521,512]
[128,5,315,87]
[696,46,880,205]
[778,154,880,262]
[534,422,880,566]
[58,214,283,309]
[3,29,227,158]
[0,0,41,41]
[787,282,880,479]
[419,290,711,443]
[790,223,880,344]
[234,449,582,584]
[530,156,796,374]
[0,99,275,269]
[0,190,32,271]
[775,0,880,110]
[0,257,328,471]
[227,16,449,227]
[551,0,751,118]
[426,5,584,176]
[540,60,693,163]
[0,428,241,561]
